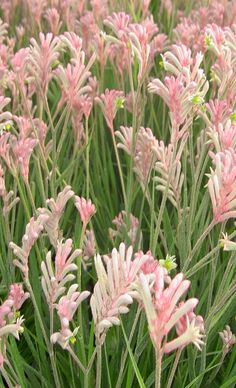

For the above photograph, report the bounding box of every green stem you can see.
[166,348,182,388]
[85,117,90,199]
[96,344,102,388]
[67,346,86,374]
[183,220,215,272]
[155,347,162,388]
[116,308,141,388]
[26,281,61,388]
[111,130,127,209]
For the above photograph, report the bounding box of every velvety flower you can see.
[44,8,62,36]
[207,149,236,223]
[219,325,236,354]
[136,269,204,353]
[95,89,125,131]
[0,95,12,132]
[8,283,30,311]
[41,239,80,305]
[74,196,96,226]
[109,211,142,246]
[29,32,61,94]
[38,186,74,247]
[83,230,96,266]
[51,285,90,349]
[12,137,38,180]
[90,243,149,344]
[10,214,49,279]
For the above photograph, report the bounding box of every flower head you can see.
[74,196,96,226]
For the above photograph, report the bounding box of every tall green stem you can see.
[96,344,102,388]
[155,347,162,388]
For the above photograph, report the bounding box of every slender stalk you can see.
[151,142,178,253]
[96,344,102,388]
[85,116,90,199]
[183,220,215,272]
[111,130,127,209]
[155,347,162,388]
[67,346,86,374]
[0,366,15,388]
[116,308,141,388]
[166,348,182,388]
[25,281,61,388]
[84,349,97,388]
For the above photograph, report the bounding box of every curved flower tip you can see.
[164,316,205,353]
[219,233,236,251]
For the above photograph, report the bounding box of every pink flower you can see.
[11,48,29,73]
[95,89,125,131]
[104,12,131,38]
[51,285,89,349]
[136,270,204,352]
[38,186,74,247]
[29,32,61,94]
[44,8,62,36]
[10,213,49,279]
[41,239,80,305]
[12,137,38,180]
[207,149,236,223]
[91,243,149,344]
[74,196,96,226]
[8,284,30,310]
[109,210,141,246]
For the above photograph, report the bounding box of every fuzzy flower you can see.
[95,89,125,131]
[136,270,204,353]
[44,8,62,36]
[219,325,236,354]
[10,213,49,279]
[38,186,74,247]
[207,120,236,153]
[134,127,157,185]
[90,243,149,345]
[153,140,185,209]
[109,211,141,246]
[116,126,158,186]
[83,230,96,267]
[41,239,80,306]
[29,32,61,94]
[8,284,30,311]
[205,100,230,130]
[0,95,12,132]
[0,316,24,341]
[12,137,38,180]
[164,315,205,353]
[55,58,94,113]
[74,196,96,226]
[0,132,12,171]
[207,149,236,223]
[51,285,90,349]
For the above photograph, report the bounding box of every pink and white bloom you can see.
[51,285,90,349]
[207,149,236,223]
[136,269,204,353]
[74,196,96,226]
[38,186,74,247]
[41,239,80,305]
[10,213,49,279]
[95,89,125,131]
[29,32,61,94]
[90,243,150,344]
